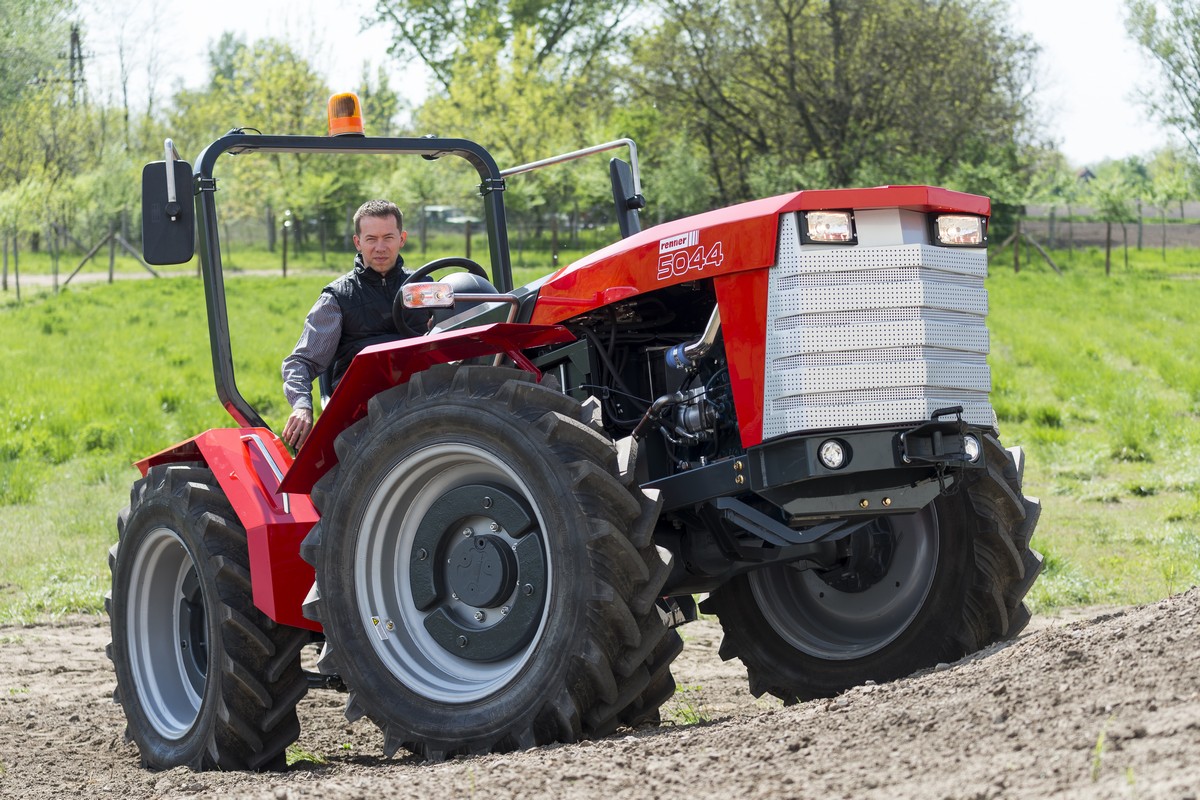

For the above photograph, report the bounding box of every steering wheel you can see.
[393,256,490,336]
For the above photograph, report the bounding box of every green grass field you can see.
[0,242,1197,622]
[988,245,1200,608]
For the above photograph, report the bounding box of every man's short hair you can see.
[354,200,404,234]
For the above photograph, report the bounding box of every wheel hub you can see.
[817,519,896,593]
[446,534,517,608]
[407,483,547,663]
[177,568,208,689]
[750,505,939,660]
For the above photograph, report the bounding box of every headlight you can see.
[818,439,849,470]
[931,214,987,247]
[963,434,982,463]
[801,210,857,245]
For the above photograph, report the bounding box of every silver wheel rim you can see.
[356,443,552,703]
[126,527,206,738]
[749,505,940,660]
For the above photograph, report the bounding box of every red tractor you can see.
[109,97,1041,769]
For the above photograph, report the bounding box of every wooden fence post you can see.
[1013,216,1021,273]
[13,233,20,302]
[50,227,59,294]
[108,219,116,283]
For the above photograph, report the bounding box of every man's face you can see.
[354,214,407,273]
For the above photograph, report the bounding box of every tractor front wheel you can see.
[301,365,679,760]
[704,437,1042,702]
[106,465,308,770]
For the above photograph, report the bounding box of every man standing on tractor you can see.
[281,199,429,449]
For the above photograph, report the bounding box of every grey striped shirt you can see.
[281,293,342,411]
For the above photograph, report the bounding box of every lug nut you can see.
[474,611,485,621]
[501,606,510,616]
[483,496,493,509]
[490,522,501,532]
[417,548,428,561]
[859,499,869,509]
[462,527,474,537]
[458,636,469,648]
[523,584,534,596]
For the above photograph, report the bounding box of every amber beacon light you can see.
[327,92,364,136]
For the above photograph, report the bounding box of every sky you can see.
[78,0,1172,169]
[1009,0,1172,165]
[77,0,403,112]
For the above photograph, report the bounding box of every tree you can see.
[0,0,79,188]
[357,65,404,137]
[1121,156,1151,249]
[629,0,1040,201]
[1127,0,1200,159]
[1148,146,1194,257]
[412,27,621,251]
[1028,150,1079,251]
[0,0,76,108]
[370,0,635,90]
[1089,164,1135,275]
[166,38,347,261]
[647,139,715,223]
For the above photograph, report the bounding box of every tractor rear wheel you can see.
[703,437,1041,702]
[301,365,680,760]
[106,464,308,770]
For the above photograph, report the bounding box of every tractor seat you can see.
[317,366,334,409]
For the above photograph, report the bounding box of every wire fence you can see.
[8,204,1200,299]
[0,214,629,297]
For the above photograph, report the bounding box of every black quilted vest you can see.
[323,254,421,387]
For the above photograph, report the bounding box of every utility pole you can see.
[67,25,85,106]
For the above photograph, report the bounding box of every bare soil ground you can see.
[2,589,1198,800]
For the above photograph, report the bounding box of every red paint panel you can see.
[531,196,788,325]
[781,185,991,216]
[279,322,576,495]
[714,270,769,448]
[530,186,987,326]
[138,428,321,632]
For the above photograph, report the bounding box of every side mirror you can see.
[141,159,195,266]
[609,157,645,239]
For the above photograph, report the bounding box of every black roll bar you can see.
[189,133,513,429]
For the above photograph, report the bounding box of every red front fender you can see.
[136,428,321,631]
[278,322,575,496]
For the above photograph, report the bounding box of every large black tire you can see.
[703,435,1042,703]
[106,464,309,770]
[301,365,680,760]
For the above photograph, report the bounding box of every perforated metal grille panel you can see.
[775,346,989,371]
[763,212,995,439]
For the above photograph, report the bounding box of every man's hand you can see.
[283,407,314,449]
